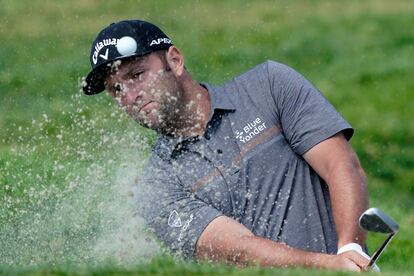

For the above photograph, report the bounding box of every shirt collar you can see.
[153,82,236,159]
[202,82,236,112]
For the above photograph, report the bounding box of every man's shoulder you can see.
[212,60,299,95]
[205,60,296,92]
[233,60,295,80]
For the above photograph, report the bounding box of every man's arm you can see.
[303,132,369,248]
[196,216,368,271]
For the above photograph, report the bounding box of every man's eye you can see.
[132,71,144,79]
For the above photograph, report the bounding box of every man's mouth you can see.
[139,101,157,113]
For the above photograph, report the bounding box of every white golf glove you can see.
[337,243,381,272]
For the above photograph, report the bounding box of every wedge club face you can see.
[359,208,399,234]
[359,208,400,269]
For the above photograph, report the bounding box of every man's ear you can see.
[165,46,185,77]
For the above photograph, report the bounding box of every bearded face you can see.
[105,53,185,134]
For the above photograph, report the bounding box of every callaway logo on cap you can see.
[82,20,173,95]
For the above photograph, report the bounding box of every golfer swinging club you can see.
[83,20,375,272]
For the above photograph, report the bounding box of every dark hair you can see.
[153,49,170,71]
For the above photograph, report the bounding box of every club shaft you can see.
[368,232,396,267]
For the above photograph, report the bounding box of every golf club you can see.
[359,207,400,269]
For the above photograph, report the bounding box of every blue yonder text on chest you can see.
[236,117,267,143]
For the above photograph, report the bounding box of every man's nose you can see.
[124,88,142,102]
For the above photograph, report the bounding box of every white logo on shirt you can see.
[168,211,194,241]
[178,214,194,241]
[235,117,267,143]
[168,210,182,227]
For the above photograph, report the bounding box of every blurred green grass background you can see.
[1,0,413,274]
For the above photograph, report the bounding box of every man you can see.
[83,20,374,271]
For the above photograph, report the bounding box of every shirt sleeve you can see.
[135,154,222,259]
[266,60,354,155]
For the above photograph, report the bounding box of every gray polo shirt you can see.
[135,60,353,259]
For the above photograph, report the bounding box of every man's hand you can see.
[337,242,381,272]
[324,251,370,272]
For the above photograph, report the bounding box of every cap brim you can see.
[82,52,149,95]
[82,65,109,95]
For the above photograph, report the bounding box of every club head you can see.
[359,208,400,234]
